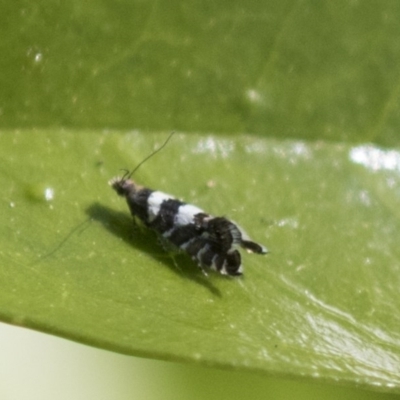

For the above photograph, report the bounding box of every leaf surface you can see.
[0,132,399,392]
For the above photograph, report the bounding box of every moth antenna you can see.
[127,131,175,179]
[119,169,130,180]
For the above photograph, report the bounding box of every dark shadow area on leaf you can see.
[86,202,222,297]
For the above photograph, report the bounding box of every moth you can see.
[110,133,267,276]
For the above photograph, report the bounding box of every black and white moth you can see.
[109,135,267,276]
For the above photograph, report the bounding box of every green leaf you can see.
[2,1,400,146]
[2,0,400,395]
[1,132,399,394]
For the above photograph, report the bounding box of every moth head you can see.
[109,171,137,197]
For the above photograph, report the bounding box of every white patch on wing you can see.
[174,204,204,226]
[147,191,174,221]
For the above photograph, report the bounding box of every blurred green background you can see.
[2,0,400,145]
[1,0,400,398]
[1,321,398,400]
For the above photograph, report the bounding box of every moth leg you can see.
[169,252,181,271]
[131,216,146,235]
[198,263,209,277]
[157,234,177,253]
